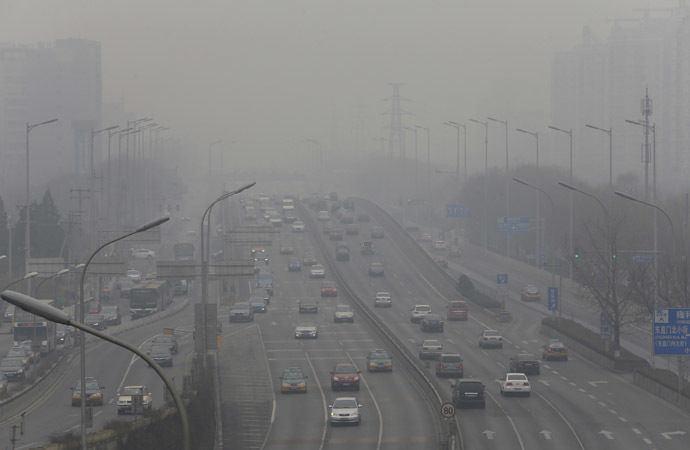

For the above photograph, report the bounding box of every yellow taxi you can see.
[279,367,308,393]
[71,377,105,406]
[366,349,393,372]
[541,340,568,361]
[520,285,541,302]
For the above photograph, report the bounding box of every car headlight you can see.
[282,383,290,389]
[330,411,335,417]
[333,377,339,381]
[297,382,306,388]
[353,376,359,381]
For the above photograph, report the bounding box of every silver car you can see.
[419,339,443,359]
[329,397,362,425]
[479,329,503,348]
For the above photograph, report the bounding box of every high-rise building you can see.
[0,38,101,202]
[551,7,690,191]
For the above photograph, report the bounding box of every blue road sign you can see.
[445,204,470,218]
[653,308,690,355]
[497,273,508,285]
[631,253,653,263]
[497,217,531,233]
[547,287,559,310]
[600,312,612,340]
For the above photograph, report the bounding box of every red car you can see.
[321,281,338,297]
[330,363,360,391]
[434,257,448,268]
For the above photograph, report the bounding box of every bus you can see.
[13,299,57,354]
[173,242,195,261]
[129,280,172,319]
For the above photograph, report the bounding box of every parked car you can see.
[436,353,464,378]
[479,329,503,348]
[329,397,362,425]
[509,354,541,375]
[498,373,531,396]
[452,379,486,408]
[330,363,361,391]
[279,367,308,393]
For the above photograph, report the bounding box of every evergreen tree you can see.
[32,190,65,257]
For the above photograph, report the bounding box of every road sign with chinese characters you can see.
[496,273,508,285]
[547,288,559,310]
[445,204,470,218]
[497,217,531,233]
[653,308,690,355]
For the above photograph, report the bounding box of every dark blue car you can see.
[288,258,302,272]
[249,297,267,313]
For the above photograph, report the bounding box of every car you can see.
[418,339,443,359]
[345,225,359,235]
[115,277,129,290]
[133,248,156,260]
[127,269,142,282]
[541,340,568,361]
[252,247,269,264]
[291,221,306,232]
[452,379,486,408]
[2,304,15,322]
[5,347,30,369]
[0,359,26,380]
[521,285,541,301]
[295,320,318,339]
[16,341,39,363]
[322,221,334,234]
[148,345,174,367]
[85,314,107,330]
[329,228,344,240]
[151,334,179,354]
[410,304,432,323]
[334,304,354,323]
[335,245,350,261]
[298,299,319,313]
[144,272,157,280]
[434,257,448,268]
[303,251,317,266]
[310,264,326,278]
[101,305,122,325]
[447,246,462,258]
[329,397,362,425]
[368,262,384,276]
[420,313,444,332]
[498,373,532,396]
[320,281,338,297]
[509,354,541,375]
[431,240,447,251]
[255,287,272,304]
[479,329,503,348]
[71,377,104,406]
[173,280,189,296]
[245,211,257,221]
[436,353,464,378]
[249,297,268,313]
[288,257,302,272]
[357,213,370,222]
[56,324,72,345]
[0,374,7,393]
[119,278,135,297]
[330,363,361,391]
[366,349,392,372]
[447,300,469,321]
[339,214,354,225]
[360,241,375,255]
[268,213,282,227]
[371,227,384,239]
[279,241,294,254]
[186,230,197,237]
[229,302,254,322]
[374,291,392,307]
[317,210,330,221]
[88,301,102,314]
[117,385,153,414]
[283,212,297,223]
[279,367,308,393]
[420,232,432,242]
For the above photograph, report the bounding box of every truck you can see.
[360,241,375,255]
[173,242,195,261]
[257,270,274,296]
[336,244,350,261]
[13,299,57,354]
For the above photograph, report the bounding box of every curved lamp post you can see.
[1,290,190,450]
[3,271,38,291]
[78,216,170,449]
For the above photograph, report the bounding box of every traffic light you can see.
[573,247,580,259]
[611,247,617,259]
[407,199,412,205]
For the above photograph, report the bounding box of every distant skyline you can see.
[0,0,672,178]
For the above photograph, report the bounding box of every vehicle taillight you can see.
[439,364,444,369]
[506,382,513,386]
[534,362,539,366]
[459,364,463,369]
[518,362,524,366]
[524,382,529,386]
[423,347,429,350]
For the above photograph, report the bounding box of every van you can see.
[447,300,468,321]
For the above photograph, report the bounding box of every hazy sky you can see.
[0,0,666,174]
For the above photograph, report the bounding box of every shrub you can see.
[456,274,501,309]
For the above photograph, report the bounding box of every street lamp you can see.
[200,183,256,366]
[34,268,70,298]
[549,125,574,279]
[625,120,656,201]
[443,122,461,179]
[403,128,418,196]
[26,118,58,297]
[516,128,541,262]
[78,216,169,449]
[585,124,613,188]
[106,127,121,226]
[3,272,38,291]
[90,126,119,253]
[470,119,489,250]
[1,290,190,450]
[489,117,510,257]
[415,125,431,196]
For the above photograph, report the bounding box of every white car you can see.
[292,221,305,232]
[117,385,153,414]
[126,269,142,282]
[295,320,318,339]
[317,210,330,221]
[479,329,504,348]
[410,304,432,323]
[133,249,156,259]
[374,292,392,307]
[418,339,444,359]
[334,305,354,323]
[310,264,326,278]
[498,373,531,396]
[329,397,362,425]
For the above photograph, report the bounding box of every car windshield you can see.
[85,314,101,321]
[312,265,323,270]
[74,380,100,391]
[526,286,539,293]
[1,360,22,368]
[459,382,483,392]
[234,303,250,309]
[102,307,117,314]
[333,398,358,408]
[423,340,441,346]
[442,355,462,363]
[122,387,143,395]
[507,374,528,381]
[335,305,351,312]
[282,371,303,380]
[335,365,356,374]
[417,306,431,312]
[153,336,174,343]
[297,321,315,327]
[485,330,500,336]
[150,346,170,355]
[7,348,26,357]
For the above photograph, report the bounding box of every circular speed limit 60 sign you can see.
[440,402,456,418]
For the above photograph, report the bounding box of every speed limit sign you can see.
[440,402,456,419]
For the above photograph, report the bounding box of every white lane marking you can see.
[569,382,576,387]
[598,401,607,407]
[537,380,550,387]
[255,321,277,450]
[346,351,383,450]
[539,430,552,440]
[599,430,614,440]
[482,430,496,440]
[552,370,560,375]
[619,417,628,422]
[643,438,652,444]
[304,351,328,450]
[608,409,617,415]
[496,361,505,368]
[588,394,596,400]
[661,430,687,439]
[632,428,642,435]
[486,391,525,450]
[536,392,585,449]
[561,376,569,381]
[578,388,586,393]
[588,381,609,387]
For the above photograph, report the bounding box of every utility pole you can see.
[642,88,653,201]
[385,83,410,203]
